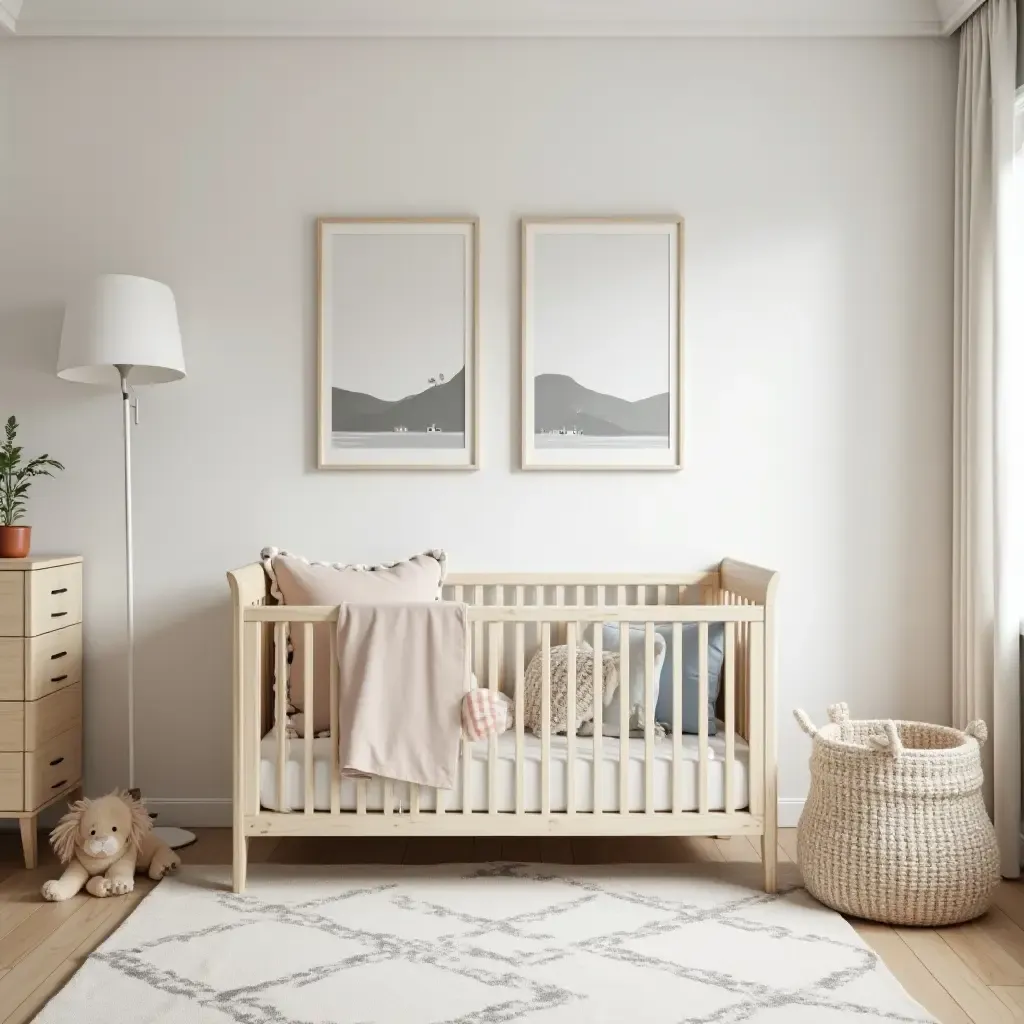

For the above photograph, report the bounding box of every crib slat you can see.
[463,623,473,816]
[515,586,525,816]
[357,777,367,815]
[698,621,709,815]
[592,625,603,816]
[725,621,736,814]
[574,585,583,606]
[411,781,420,817]
[454,584,464,603]
[383,778,393,817]
[644,622,655,815]
[749,621,765,817]
[243,622,261,816]
[541,622,551,816]
[671,623,683,814]
[275,623,289,813]
[619,626,629,814]
[302,623,315,815]
[657,584,667,606]
[555,585,565,644]
[566,622,577,817]
[329,623,340,815]
[488,623,500,815]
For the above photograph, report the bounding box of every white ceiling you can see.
[0,0,983,38]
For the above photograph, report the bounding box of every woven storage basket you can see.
[793,703,999,926]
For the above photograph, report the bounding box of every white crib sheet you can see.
[259,728,749,814]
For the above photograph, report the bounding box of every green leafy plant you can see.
[0,417,64,527]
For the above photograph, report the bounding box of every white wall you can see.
[0,37,957,824]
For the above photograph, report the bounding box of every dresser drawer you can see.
[0,572,25,637]
[0,703,24,752]
[26,624,82,701]
[0,752,22,811]
[26,564,82,637]
[25,683,81,751]
[0,639,24,700]
[25,727,80,811]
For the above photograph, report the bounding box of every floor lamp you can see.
[57,274,194,850]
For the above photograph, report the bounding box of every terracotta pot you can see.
[0,526,31,558]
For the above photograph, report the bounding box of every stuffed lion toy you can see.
[41,790,181,901]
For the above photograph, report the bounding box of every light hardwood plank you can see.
[4,883,153,1024]
[0,894,129,1019]
[899,925,1021,1023]
[852,921,973,1024]
[777,828,798,864]
[714,837,761,863]
[939,908,1024,986]
[993,987,1024,1016]
[0,891,90,970]
[995,883,1024,933]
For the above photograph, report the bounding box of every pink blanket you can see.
[335,601,467,790]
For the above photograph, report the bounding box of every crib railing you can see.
[228,561,778,893]
[238,600,765,830]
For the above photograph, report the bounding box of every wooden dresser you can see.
[0,555,83,868]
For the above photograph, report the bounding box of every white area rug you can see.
[35,864,934,1023]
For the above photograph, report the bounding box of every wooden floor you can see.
[0,827,1023,1022]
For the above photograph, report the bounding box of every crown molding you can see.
[11,0,949,39]
[936,0,984,33]
[0,0,23,34]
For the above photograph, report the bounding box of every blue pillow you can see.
[595,624,666,737]
[653,622,725,735]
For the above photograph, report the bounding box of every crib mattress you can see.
[259,729,749,814]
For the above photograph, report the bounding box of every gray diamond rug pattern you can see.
[35,864,934,1023]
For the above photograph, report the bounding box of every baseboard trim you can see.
[143,799,233,828]
[777,798,804,829]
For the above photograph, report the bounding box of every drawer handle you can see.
[51,651,68,661]
[50,779,67,790]
[51,588,68,595]
[50,674,68,683]
[51,612,68,619]
[49,756,64,767]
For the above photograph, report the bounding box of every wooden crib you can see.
[227,559,778,894]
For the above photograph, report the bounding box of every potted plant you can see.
[0,416,64,558]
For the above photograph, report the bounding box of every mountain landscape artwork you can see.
[318,218,478,469]
[332,367,466,449]
[534,373,669,448]
[522,218,682,468]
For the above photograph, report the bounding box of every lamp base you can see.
[153,826,198,851]
[127,788,198,851]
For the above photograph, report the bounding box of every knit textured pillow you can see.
[522,641,619,737]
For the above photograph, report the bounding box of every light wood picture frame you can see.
[521,216,684,471]
[317,217,479,470]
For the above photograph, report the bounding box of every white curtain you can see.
[953,0,1022,878]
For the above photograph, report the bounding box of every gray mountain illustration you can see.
[534,374,669,436]
[333,368,465,432]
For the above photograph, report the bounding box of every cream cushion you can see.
[261,548,446,736]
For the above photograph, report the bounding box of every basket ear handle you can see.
[867,720,903,758]
[964,720,988,746]
[793,709,818,737]
[826,702,850,724]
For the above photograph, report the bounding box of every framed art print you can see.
[521,217,683,470]
[318,217,479,469]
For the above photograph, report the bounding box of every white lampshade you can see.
[57,274,185,385]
